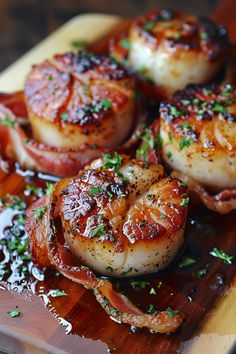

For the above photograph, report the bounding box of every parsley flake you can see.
[70,39,87,50]
[120,38,131,49]
[33,206,47,219]
[91,224,107,238]
[7,309,22,318]
[101,98,112,110]
[209,247,234,265]
[1,115,15,128]
[166,307,177,317]
[50,289,68,297]
[89,186,102,195]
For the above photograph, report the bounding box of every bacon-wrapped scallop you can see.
[24,51,136,149]
[26,154,188,332]
[110,9,228,99]
[147,82,236,213]
[0,52,143,176]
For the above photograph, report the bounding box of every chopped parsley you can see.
[70,39,87,50]
[150,287,157,295]
[179,256,196,268]
[61,112,68,122]
[203,88,212,96]
[160,213,166,219]
[120,38,131,49]
[45,182,54,195]
[144,21,155,31]
[179,137,193,150]
[200,32,208,39]
[209,247,234,265]
[192,264,209,277]
[178,122,193,130]
[33,206,47,219]
[166,307,177,317]
[91,224,107,238]
[82,84,90,97]
[177,180,187,188]
[1,115,15,128]
[101,98,112,110]
[122,267,133,275]
[212,104,227,115]
[25,184,43,197]
[147,304,156,314]
[7,238,29,255]
[7,308,22,318]
[89,186,102,195]
[166,151,172,159]
[182,99,190,105]
[130,280,150,289]
[136,128,154,161]
[103,152,122,172]
[180,197,189,207]
[50,289,68,297]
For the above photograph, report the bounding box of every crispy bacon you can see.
[171,171,236,214]
[25,179,184,333]
[0,92,145,177]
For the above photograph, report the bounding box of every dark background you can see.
[0,0,220,72]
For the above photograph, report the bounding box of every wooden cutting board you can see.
[1,2,236,354]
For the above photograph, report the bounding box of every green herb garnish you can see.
[103,152,122,172]
[166,307,177,317]
[209,247,234,265]
[130,280,150,289]
[50,289,68,297]
[120,38,131,49]
[1,115,15,128]
[70,39,87,50]
[89,186,102,195]
[91,224,107,238]
[179,137,193,150]
[33,206,47,219]
[101,98,112,110]
[180,197,189,207]
[7,309,21,318]
[179,256,196,268]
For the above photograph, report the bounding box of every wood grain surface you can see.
[0,1,236,354]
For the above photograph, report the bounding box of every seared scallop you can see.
[159,83,236,190]
[24,51,135,149]
[59,154,188,277]
[111,9,228,97]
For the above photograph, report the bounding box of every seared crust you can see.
[132,10,227,60]
[110,9,228,98]
[24,51,135,149]
[60,155,188,277]
[159,82,236,189]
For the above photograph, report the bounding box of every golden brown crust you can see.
[131,10,228,61]
[160,82,236,151]
[24,51,133,127]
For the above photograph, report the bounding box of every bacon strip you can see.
[0,92,145,177]
[171,171,236,214]
[25,182,184,333]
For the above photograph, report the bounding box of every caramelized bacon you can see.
[171,171,236,214]
[25,173,185,333]
[0,91,145,177]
